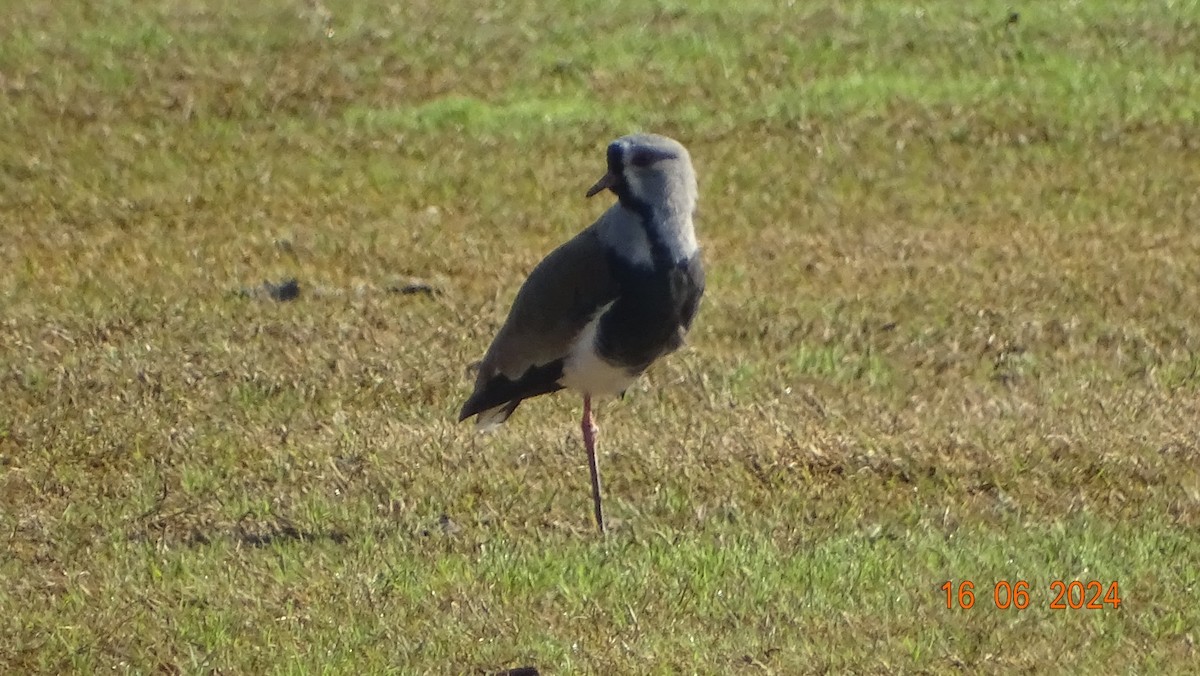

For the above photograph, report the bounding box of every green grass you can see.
[7,516,1195,672]
[3,0,1200,672]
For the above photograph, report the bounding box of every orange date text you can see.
[941,580,1121,610]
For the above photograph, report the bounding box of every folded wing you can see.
[459,228,620,428]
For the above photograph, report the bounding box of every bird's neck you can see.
[643,206,698,267]
[599,199,697,271]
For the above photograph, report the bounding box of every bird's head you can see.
[586,134,696,214]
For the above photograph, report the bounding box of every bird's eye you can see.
[629,152,654,168]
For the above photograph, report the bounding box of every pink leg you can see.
[582,395,605,534]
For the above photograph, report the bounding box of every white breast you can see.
[560,303,638,397]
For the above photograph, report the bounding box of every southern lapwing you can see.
[459,133,705,534]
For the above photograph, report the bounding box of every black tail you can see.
[458,360,565,422]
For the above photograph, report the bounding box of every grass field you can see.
[3,0,1200,672]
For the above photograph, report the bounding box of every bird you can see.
[456,133,700,535]
[458,133,705,534]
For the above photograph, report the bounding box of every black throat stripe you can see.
[617,193,676,269]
